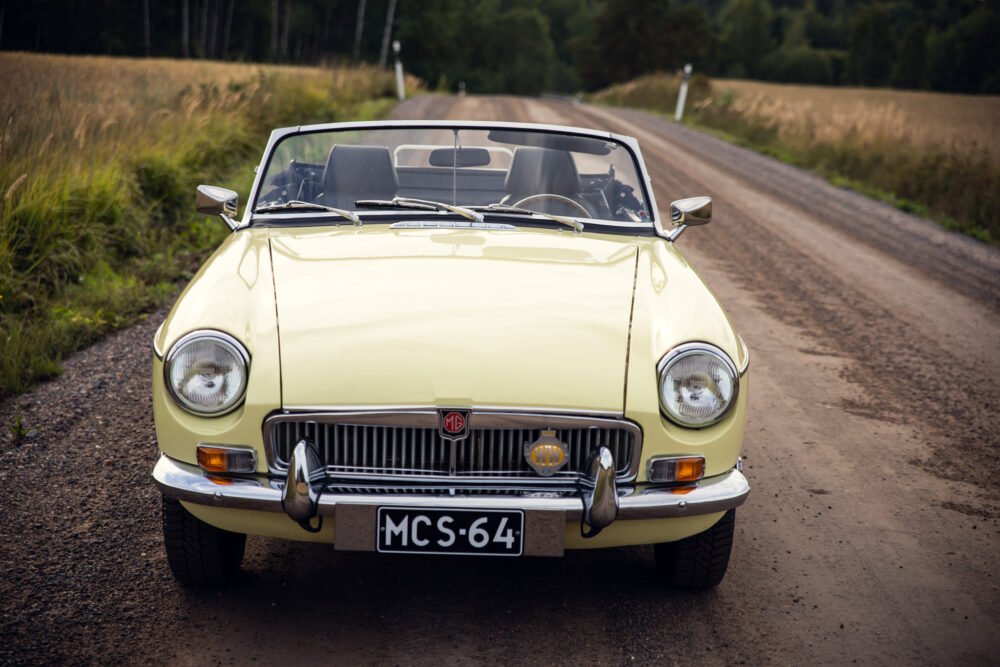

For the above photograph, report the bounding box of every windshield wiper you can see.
[470,203,584,232]
[253,200,362,225]
[354,197,484,223]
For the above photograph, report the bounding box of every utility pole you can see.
[378,0,397,69]
[675,63,693,122]
[393,40,405,101]
[352,0,367,60]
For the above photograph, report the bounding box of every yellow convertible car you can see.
[152,120,750,589]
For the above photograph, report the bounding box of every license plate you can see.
[376,507,524,556]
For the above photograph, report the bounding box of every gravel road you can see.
[2,95,998,666]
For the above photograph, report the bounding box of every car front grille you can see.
[264,411,640,482]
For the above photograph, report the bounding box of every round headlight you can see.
[657,343,738,428]
[164,331,249,416]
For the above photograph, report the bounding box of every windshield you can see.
[253,126,652,228]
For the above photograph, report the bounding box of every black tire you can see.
[654,509,735,590]
[162,495,246,587]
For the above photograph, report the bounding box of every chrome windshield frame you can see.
[240,120,662,235]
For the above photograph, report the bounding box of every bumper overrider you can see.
[153,441,750,547]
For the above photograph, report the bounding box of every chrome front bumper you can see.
[152,450,750,525]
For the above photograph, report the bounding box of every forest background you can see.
[2,0,997,96]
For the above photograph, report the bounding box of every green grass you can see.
[0,58,405,398]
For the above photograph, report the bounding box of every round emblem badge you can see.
[524,429,569,476]
[443,411,466,434]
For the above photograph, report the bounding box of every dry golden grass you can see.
[706,79,1000,165]
[594,73,998,242]
[0,52,405,180]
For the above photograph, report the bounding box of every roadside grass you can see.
[590,73,999,244]
[0,52,410,398]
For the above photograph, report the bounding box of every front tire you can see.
[654,510,735,590]
[162,495,246,587]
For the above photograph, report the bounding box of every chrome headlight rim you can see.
[164,330,250,417]
[657,341,739,429]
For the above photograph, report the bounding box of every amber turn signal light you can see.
[646,455,705,483]
[198,447,228,472]
[675,458,705,482]
[197,445,256,474]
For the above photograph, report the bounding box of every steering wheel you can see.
[513,194,592,218]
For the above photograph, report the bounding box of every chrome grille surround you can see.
[263,410,642,483]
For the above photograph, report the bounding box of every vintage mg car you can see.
[152,120,750,589]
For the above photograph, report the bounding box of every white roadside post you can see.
[393,40,405,101]
[674,63,693,122]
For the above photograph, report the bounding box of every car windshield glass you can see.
[253,126,651,226]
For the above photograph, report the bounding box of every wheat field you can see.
[708,79,1000,166]
[594,73,998,242]
[0,52,402,185]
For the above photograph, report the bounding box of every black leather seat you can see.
[320,145,397,209]
[505,147,581,202]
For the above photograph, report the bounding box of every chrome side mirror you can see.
[196,184,239,230]
[666,196,712,241]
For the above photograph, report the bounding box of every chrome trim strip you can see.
[251,470,594,486]
[153,455,750,520]
[655,341,739,377]
[252,208,652,231]
[666,223,687,242]
[281,405,625,418]
[152,321,165,360]
[390,220,519,230]
[261,409,643,482]
[737,335,750,376]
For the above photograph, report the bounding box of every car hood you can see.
[268,226,639,412]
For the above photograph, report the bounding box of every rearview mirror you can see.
[196,184,239,230]
[428,147,491,167]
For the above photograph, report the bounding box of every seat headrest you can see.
[322,145,397,209]
[505,147,580,199]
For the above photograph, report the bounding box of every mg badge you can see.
[438,409,470,441]
[525,429,569,477]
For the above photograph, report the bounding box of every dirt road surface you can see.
[2,95,998,666]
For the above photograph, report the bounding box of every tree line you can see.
[1,0,996,95]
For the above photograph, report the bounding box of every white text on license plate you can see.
[376,507,524,556]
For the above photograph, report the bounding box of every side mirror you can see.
[666,196,712,241]
[196,185,239,230]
